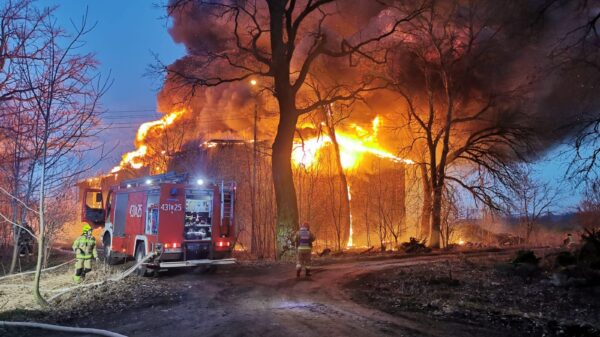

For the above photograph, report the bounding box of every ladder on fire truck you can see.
[220,181,235,235]
[119,171,188,188]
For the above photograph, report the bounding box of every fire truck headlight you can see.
[145,179,152,185]
[196,179,204,185]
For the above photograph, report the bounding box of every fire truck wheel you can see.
[135,243,149,277]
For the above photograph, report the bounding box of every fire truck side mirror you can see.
[82,189,105,226]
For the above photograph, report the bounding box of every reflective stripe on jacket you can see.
[296,228,314,251]
[72,234,98,259]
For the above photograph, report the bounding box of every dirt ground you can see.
[0,259,179,320]
[347,253,600,337]
[0,248,563,337]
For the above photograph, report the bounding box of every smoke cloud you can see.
[156,0,600,159]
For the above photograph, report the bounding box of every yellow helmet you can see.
[82,223,92,233]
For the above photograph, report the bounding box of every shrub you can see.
[512,250,540,266]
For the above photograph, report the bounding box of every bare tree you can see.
[540,1,600,179]
[418,162,432,240]
[390,0,532,248]
[507,165,558,244]
[440,184,459,248]
[42,184,78,267]
[15,11,108,304]
[324,155,345,251]
[576,179,600,231]
[161,0,426,256]
[0,0,53,275]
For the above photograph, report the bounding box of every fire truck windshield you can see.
[85,191,103,209]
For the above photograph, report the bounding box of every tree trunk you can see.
[429,184,442,249]
[268,0,300,258]
[9,186,20,274]
[398,166,406,240]
[33,107,50,306]
[363,180,372,247]
[9,228,20,274]
[271,109,299,257]
[33,151,48,306]
[419,164,432,241]
[324,109,351,249]
[9,129,22,275]
[250,103,258,255]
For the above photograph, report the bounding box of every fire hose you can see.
[47,252,156,302]
[0,253,156,337]
[0,321,127,337]
[0,258,75,282]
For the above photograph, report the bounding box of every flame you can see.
[458,239,465,245]
[111,108,187,173]
[292,116,413,170]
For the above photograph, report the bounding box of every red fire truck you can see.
[81,172,236,275]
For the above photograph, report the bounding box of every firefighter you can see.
[18,223,35,257]
[295,222,315,278]
[563,233,575,249]
[72,223,98,283]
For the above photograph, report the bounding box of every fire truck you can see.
[81,172,236,275]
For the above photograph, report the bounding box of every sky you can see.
[37,0,583,213]
[39,0,185,171]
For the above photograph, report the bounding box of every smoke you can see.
[156,0,396,150]
[158,79,254,138]
[167,0,235,54]
[379,0,600,159]
[156,0,600,159]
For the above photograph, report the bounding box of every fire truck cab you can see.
[81,172,235,275]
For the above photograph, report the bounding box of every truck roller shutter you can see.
[114,193,129,237]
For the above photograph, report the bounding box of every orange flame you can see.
[111,108,187,173]
[292,116,413,170]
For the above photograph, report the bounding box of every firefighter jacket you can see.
[19,225,35,244]
[72,234,98,260]
[295,228,315,252]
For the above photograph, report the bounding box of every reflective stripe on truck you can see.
[158,258,236,268]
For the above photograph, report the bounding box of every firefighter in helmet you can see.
[563,233,575,249]
[72,223,98,283]
[295,222,316,278]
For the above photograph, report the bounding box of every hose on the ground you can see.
[0,321,127,337]
[47,252,156,302]
[0,253,156,336]
[0,259,75,281]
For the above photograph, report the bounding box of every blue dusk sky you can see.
[39,0,185,171]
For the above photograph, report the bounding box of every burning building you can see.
[82,95,417,256]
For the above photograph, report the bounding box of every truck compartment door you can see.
[113,193,129,237]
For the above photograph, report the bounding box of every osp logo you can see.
[129,204,142,218]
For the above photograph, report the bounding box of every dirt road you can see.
[12,251,521,337]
